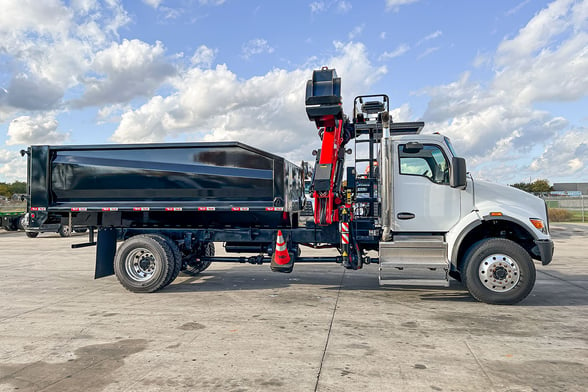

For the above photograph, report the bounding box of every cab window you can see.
[399,144,450,184]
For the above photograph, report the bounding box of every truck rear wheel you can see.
[182,242,214,276]
[462,238,536,305]
[114,235,174,293]
[58,225,71,237]
[145,234,182,288]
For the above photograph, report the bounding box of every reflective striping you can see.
[275,230,288,252]
[341,232,349,244]
[341,222,349,232]
[54,206,286,212]
[30,207,47,211]
[275,240,287,252]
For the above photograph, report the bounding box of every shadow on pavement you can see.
[162,264,588,307]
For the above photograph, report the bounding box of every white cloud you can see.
[420,0,588,182]
[0,0,72,38]
[337,1,352,13]
[75,39,176,107]
[417,30,442,46]
[241,39,274,59]
[71,0,100,15]
[506,0,531,16]
[5,74,64,111]
[496,0,575,66]
[0,149,27,182]
[386,0,420,12]
[379,44,410,60]
[494,32,588,106]
[310,1,326,13]
[191,45,216,68]
[390,103,413,122]
[159,6,182,19]
[97,103,128,124]
[199,0,226,5]
[143,0,163,8]
[348,25,364,40]
[310,1,352,14]
[473,51,491,68]
[530,128,588,179]
[417,46,440,60]
[111,41,387,164]
[0,0,131,113]
[6,115,70,146]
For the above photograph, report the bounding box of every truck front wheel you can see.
[462,238,536,305]
[114,235,173,293]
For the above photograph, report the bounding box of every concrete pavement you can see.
[0,224,586,391]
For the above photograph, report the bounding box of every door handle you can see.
[397,212,415,220]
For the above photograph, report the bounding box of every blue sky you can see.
[1,0,587,185]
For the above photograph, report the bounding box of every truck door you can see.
[392,143,461,232]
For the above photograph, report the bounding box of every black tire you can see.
[18,216,27,230]
[145,234,182,288]
[181,242,214,276]
[462,238,536,305]
[114,235,174,293]
[58,225,71,237]
[25,231,39,238]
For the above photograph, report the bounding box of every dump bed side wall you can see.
[29,142,303,213]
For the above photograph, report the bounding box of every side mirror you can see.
[450,157,467,189]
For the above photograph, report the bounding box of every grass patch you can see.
[548,208,588,222]
[548,208,572,222]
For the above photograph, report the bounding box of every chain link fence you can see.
[542,196,587,222]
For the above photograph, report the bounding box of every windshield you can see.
[444,136,457,157]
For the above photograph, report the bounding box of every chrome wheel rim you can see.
[125,248,157,281]
[479,253,520,292]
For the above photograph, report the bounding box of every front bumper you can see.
[534,239,554,265]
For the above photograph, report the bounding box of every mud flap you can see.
[95,228,117,278]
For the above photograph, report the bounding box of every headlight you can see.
[530,218,548,235]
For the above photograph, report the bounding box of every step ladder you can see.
[379,235,449,287]
[352,95,388,224]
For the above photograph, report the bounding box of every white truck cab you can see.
[378,131,553,304]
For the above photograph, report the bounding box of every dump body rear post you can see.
[23,67,554,304]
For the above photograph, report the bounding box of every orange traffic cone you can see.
[270,230,294,273]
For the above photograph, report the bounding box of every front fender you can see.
[446,211,482,265]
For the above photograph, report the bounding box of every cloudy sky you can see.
[0,0,587,185]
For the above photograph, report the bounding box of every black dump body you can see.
[27,142,304,229]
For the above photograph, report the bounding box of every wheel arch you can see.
[451,216,539,279]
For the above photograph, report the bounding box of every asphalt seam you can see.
[464,340,496,392]
[314,269,346,392]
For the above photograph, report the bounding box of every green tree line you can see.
[0,181,26,198]
[509,179,552,193]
